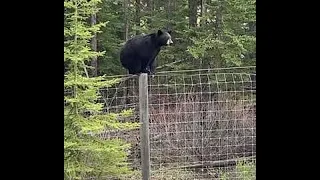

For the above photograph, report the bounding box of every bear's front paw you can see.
[142,68,151,75]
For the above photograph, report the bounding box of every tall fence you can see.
[96,66,256,180]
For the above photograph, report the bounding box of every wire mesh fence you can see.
[147,67,256,179]
[66,66,256,180]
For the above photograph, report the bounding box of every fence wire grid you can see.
[67,66,256,180]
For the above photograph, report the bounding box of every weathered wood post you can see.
[139,73,150,180]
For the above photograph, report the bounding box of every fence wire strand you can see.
[65,67,256,180]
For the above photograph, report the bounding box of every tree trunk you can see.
[124,0,130,105]
[90,13,98,77]
[124,0,129,41]
[188,0,197,27]
[135,0,140,35]
[200,0,206,26]
[167,0,172,28]
[215,0,223,37]
[146,0,153,26]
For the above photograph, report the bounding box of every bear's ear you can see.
[157,30,163,35]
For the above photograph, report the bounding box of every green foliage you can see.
[92,0,256,74]
[220,160,256,180]
[186,0,256,68]
[91,0,256,75]
[64,0,139,179]
[95,0,127,75]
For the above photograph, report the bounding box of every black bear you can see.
[120,29,173,75]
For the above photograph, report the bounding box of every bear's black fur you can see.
[120,29,173,75]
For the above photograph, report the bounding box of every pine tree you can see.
[64,0,139,179]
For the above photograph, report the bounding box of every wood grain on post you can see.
[139,73,150,180]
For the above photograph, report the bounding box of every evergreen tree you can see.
[64,0,139,179]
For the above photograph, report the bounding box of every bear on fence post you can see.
[120,29,173,75]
